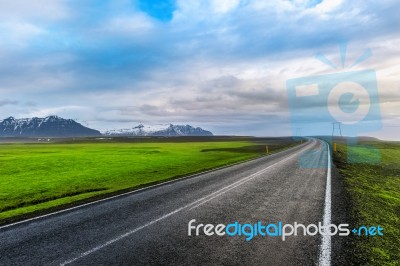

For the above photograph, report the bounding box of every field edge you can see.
[0,140,303,227]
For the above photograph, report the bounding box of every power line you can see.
[332,122,342,137]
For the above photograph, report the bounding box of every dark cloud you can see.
[0,99,18,107]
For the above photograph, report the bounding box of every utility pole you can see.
[295,127,303,143]
[332,122,342,137]
[332,122,342,153]
[295,128,302,137]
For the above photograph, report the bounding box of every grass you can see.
[333,140,400,265]
[0,138,297,224]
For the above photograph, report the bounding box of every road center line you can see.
[318,142,332,266]
[60,140,314,266]
[188,150,300,210]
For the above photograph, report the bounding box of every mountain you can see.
[0,116,101,137]
[104,124,213,136]
[0,116,213,137]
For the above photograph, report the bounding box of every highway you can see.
[0,138,333,266]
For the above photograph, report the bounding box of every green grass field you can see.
[0,138,296,224]
[333,140,400,265]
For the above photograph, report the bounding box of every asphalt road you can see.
[0,138,332,266]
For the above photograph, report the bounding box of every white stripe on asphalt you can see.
[60,140,314,266]
[318,142,332,266]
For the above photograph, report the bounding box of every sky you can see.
[0,0,399,139]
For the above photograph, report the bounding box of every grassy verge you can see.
[333,140,400,265]
[0,137,298,224]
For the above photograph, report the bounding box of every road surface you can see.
[0,138,333,266]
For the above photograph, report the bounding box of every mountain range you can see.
[0,116,213,137]
[0,116,101,137]
[104,124,213,136]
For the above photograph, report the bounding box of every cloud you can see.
[0,0,69,21]
[211,0,241,13]
[0,22,44,47]
[0,0,399,138]
[103,15,154,34]
[313,0,342,12]
[0,99,18,107]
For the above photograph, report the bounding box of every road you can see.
[0,138,332,266]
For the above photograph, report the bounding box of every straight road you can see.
[0,138,331,266]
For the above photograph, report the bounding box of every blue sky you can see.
[0,0,399,139]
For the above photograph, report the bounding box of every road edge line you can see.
[60,139,313,265]
[318,141,332,266]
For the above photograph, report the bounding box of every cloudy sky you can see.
[0,0,399,139]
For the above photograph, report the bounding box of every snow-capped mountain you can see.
[104,124,213,136]
[0,116,101,137]
[0,116,213,137]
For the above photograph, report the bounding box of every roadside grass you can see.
[0,138,297,224]
[333,140,400,265]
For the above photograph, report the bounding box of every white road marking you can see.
[318,142,332,266]
[60,141,313,266]
[188,150,300,210]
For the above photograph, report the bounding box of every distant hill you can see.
[104,124,213,136]
[0,116,101,137]
[353,136,381,142]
